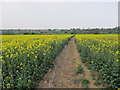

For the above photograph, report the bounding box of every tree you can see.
[71,30,77,34]
[93,30,99,34]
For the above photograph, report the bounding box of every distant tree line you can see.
[0,26,119,35]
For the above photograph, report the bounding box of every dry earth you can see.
[36,37,101,88]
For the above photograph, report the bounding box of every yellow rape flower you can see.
[10,54,13,58]
[43,53,46,55]
[35,56,37,59]
[6,55,9,57]
[16,70,19,72]
[7,83,10,88]
[5,76,8,80]
[76,65,78,67]
[16,52,18,56]
[20,63,23,66]
[91,61,93,64]
[116,51,119,55]
[116,59,119,62]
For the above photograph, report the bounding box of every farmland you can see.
[75,34,119,88]
[2,35,72,88]
[1,1,119,89]
[1,34,120,88]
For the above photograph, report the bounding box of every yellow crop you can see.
[75,34,119,88]
[2,35,72,88]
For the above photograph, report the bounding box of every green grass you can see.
[90,68,96,80]
[76,64,84,74]
[94,78,101,86]
[80,78,90,88]
[74,78,81,86]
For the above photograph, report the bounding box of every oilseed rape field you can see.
[1,34,120,88]
[75,34,119,88]
[2,35,72,88]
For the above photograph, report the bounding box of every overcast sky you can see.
[1,1,118,29]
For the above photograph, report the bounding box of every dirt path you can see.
[37,37,101,88]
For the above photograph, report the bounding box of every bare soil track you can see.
[37,37,101,88]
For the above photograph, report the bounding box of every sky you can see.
[118,1,120,26]
[0,0,119,29]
